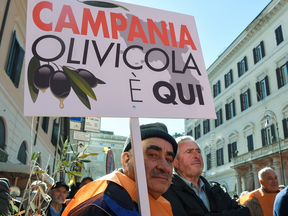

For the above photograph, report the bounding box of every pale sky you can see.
[100,0,272,137]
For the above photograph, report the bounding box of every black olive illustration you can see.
[50,70,71,109]
[77,68,98,88]
[33,64,55,92]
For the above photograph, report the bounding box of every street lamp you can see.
[264,110,285,186]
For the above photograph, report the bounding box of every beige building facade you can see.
[185,0,288,196]
[0,0,66,190]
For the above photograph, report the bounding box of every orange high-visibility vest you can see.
[62,171,173,216]
[239,188,278,216]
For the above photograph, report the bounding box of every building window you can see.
[282,118,288,139]
[194,124,201,140]
[256,76,270,101]
[5,31,25,88]
[228,142,237,162]
[240,89,251,111]
[216,148,224,166]
[213,80,221,97]
[51,119,59,147]
[203,119,210,134]
[187,128,192,136]
[225,100,236,120]
[224,70,233,88]
[215,109,222,127]
[276,62,288,89]
[17,141,27,164]
[42,117,49,133]
[247,134,254,152]
[275,25,284,46]
[261,124,276,146]
[253,41,265,64]
[206,153,211,170]
[98,152,104,161]
[0,118,5,150]
[237,56,248,77]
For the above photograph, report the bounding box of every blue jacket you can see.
[273,186,288,216]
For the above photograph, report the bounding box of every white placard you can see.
[84,117,100,132]
[73,131,90,141]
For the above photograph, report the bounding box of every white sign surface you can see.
[70,121,81,130]
[24,0,216,119]
[73,131,90,141]
[84,117,100,132]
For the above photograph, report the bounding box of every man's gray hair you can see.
[258,167,274,180]
[175,135,199,160]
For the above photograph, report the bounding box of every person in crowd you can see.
[0,178,11,216]
[67,182,80,199]
[239,167,280,216]
[23,180,50,212]
[9,186,25,214]
[79,177,93,189]
[62,122,177,216]
[273,185,288,216]
[163,136,251,216]
[43,182,68,216]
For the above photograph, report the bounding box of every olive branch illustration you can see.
[27,56,106,110]
[77,0,129,11]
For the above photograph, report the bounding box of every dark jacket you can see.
[42,202,66,216]
[162,174,251,216]
[273,186,288,216]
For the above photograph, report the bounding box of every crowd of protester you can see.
[0,122,287,215]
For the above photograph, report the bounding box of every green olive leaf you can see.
[79,1,129,11]
[97,78,106,84]
[27,56,40,103]
[63,66,97,101]
[70,78,91,110]
[70,171,84,177]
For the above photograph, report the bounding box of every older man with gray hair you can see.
[163,135,250,216]
[239,167,280,216]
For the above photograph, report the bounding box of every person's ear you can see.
[121,152,131,173]
[173,158,179,169]
[259,179,263,185]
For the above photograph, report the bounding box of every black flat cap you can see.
[123,122,177,155]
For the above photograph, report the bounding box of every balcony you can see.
[232,138,288,168]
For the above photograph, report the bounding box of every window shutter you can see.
[221,149,224,165]
[248,89,251,107]
[282,118,288,138]
[260,41,265,58]
[208,119,210,132]
[261,129,266,147]
[14,45,25,88]
[276,68,282,89]
[237,62,241,77]
[265,76,270,96]
[253,47,257,64]
[218,80,221,94]
[213,84,216,97]
[256,82,261,101]
[232,100,236,117]
[220,109,223,125]
[244,56,248,72]
[240,94,244,111]
[232,142,237,157]
[225,103,229,120]
[271,124,276,142]
[230,69,233,83]
[6,31,16,76]
[224,74,227,88]
[228,144,232,162]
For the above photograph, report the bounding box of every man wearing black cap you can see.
[43,182,68,216]
[62,122,177,216]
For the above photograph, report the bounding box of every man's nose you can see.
[156,157,171,173]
